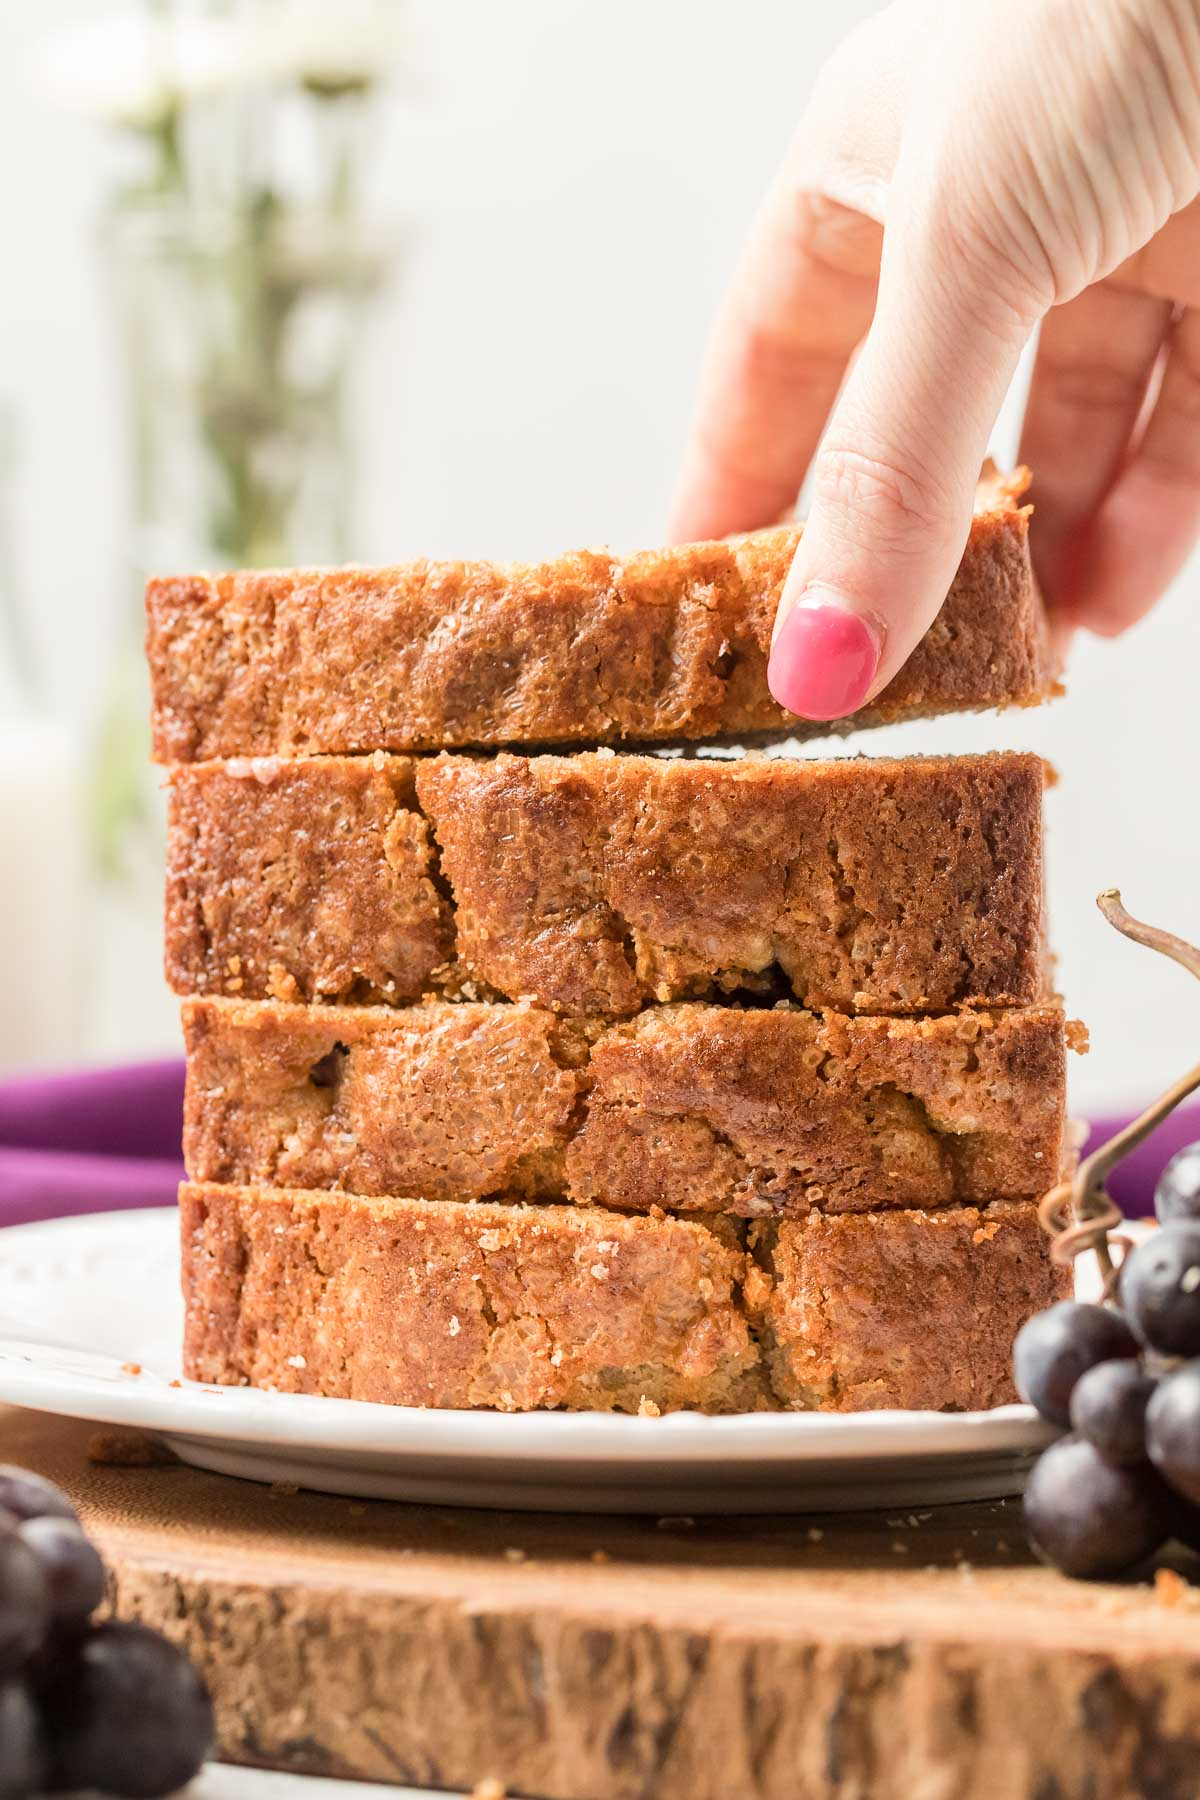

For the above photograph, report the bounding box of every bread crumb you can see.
[973,1221,1001,1245]
[120,1362,143,1376]
[1154,1567,1192,1607]
[267,963,300,1002]
[86,1430,178,1468]
[742,1264,773,1311]
[637,1397,661,1418]
[1065,1018,1090,1054]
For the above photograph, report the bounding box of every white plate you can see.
[0,1207,1068,1515]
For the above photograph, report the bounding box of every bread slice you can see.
[180,1183,1069,1413]
[182,996,1069,1216]
[167,748,1048,1017]
[148,468,1055,762]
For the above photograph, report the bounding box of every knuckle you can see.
[900,134,1059,321]
[809,445,953,556]
[790,189,882,283]
[810,16,882,113]
[933,183,1054,323]
[1040,358,1152,417]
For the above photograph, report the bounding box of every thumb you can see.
[767,182,1037,722]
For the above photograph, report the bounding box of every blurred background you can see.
[0,0,1195,1118]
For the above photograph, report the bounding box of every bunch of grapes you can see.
[1016,1142,1200,1580]
[0,1464,212,1798]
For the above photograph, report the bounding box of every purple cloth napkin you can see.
[0,1058,1196,1230]
[0,1060,185,1228]
[1081,1101,1200,1218]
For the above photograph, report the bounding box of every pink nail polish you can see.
[767,597,883,721]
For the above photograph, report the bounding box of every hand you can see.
[669,0,1200,721]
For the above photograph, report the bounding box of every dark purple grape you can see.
[41,1621,213,1797]
[1013,1301,1139,1426]
[0,1533,49,1676]
[0,1467,76,1525]
[18,1517,105,1626]
[1023,1434,1175,1578]
[1069,1359,1157,1466]
[1156,1141,1200,1224]
[0,1680,44,1800]
[1146,1360,1200,1505]
[1119,1223,1200,1357]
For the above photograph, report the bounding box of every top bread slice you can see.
[146,466,1055,762]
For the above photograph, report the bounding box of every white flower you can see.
[256,0,413,92]
[29,11,245,129]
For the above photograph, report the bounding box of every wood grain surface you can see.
[6,1405,1199,1800]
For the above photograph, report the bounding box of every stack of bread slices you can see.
[147,466,1077,1415]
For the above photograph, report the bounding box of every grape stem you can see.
[1097,889,1200,982]
[1037,890,1200,1294]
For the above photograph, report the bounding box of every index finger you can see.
[667,186,882,544]
[667,11,912,545]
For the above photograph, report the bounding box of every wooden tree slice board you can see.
[6,1403,1200,1800]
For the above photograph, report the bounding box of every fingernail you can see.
[767,593,883,721]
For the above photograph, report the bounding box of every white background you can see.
[1,0,1197,1113]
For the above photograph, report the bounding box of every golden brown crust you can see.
[147,473,1056,762]
[182,996,1068,1216]
[166,748,1048,1017]
[753,1203,1072,1412]
[180,1183,1068,1413]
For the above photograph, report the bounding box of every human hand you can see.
[669,0,1200,721]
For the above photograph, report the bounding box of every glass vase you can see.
[89,197,390,1052]
[107,199,387,577]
